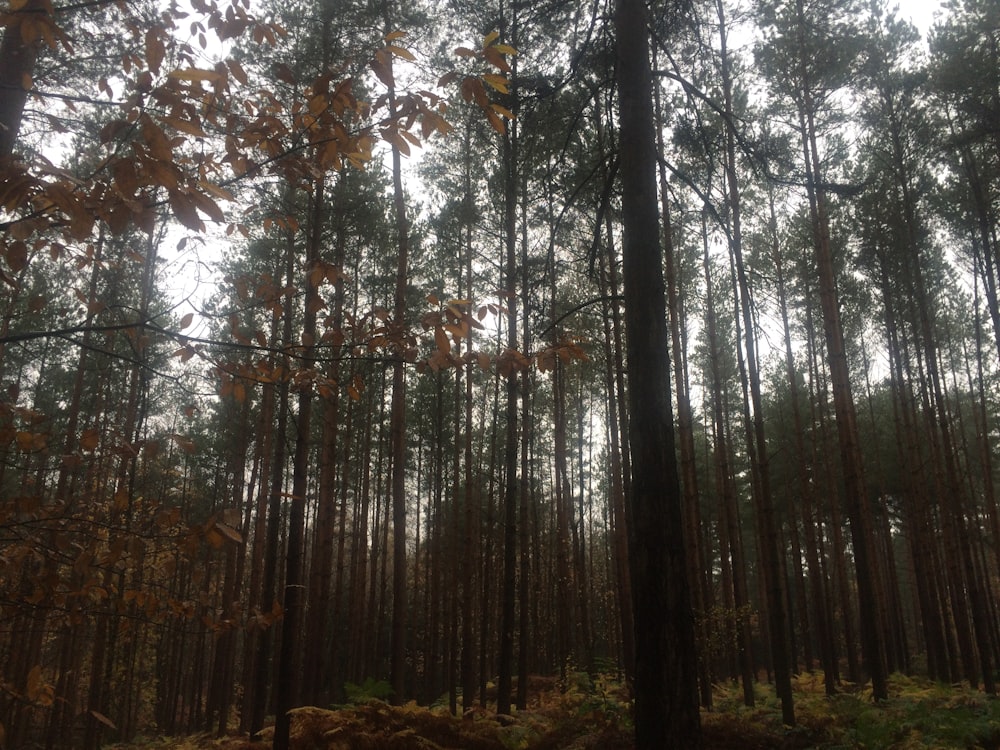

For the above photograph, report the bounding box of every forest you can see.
[2,0,1000,746]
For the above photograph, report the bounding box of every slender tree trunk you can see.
[516,164,533,710]
[770,208,836,694]
[595,96,635,682]
[598,247,635,683]
[460,125,479,712]
[701,216,754,708]
[249,230,295,740]
[273,176,324,750]
[799,92,888,700]
[718,4,793,719]
[240,311,278,733]
[496,7,520,715]
[383,28,411,703]
[805,298,856,685]
[304,221,346,706]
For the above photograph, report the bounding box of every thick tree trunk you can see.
[615,0,701,745]
[0,0,44,157]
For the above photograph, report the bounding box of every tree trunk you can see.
[719,4,793,719]
[799,94,888,699]
[496,10,520,715]
[615,0,701,744]
[273,176,324,750]
[770,206,836,694]
[701,216,754,708]
[0,0,44,157]
[387,52,411,706]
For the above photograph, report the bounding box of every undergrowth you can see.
[106,671,1000,749]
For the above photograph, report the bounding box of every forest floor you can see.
[108,672,1000,749]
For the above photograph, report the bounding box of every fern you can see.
[343,677,394,704]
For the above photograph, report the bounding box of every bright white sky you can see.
[903,1,944,35]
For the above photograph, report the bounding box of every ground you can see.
[107,672,1000,749]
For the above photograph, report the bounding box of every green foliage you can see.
[711,672,1000,749]
[698,603,756,663]
[571,672,632,730]
[831,674,1000,749]
[342,677,394,704]
[496,723,541,750]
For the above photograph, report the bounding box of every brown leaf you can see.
[26,665,43,701]
[434,326,451,354]
[228,59,248,85]
[145,27,165,74]
[214,521,243,545]
[387,44,415,61]
[274,63,296,85]
[482,73,509,93]
[113,489,129,512]
[99,119,129,144]
[79,428,99,451]
[170,192,203,231]
[6,241,27,272]
[189,191,225,223]
[168,67,223,83]
[170,434,196,454]
[141,118,173,162]
[89,711,117,730]
[15,431,46,452]
[112,159,139,196]
[483,47,511,72]
[371,58,393,88]
[437,71,459,87]
[173,345,196,362]
[162,114,207,138]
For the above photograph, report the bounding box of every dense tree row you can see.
[2,0,998,748]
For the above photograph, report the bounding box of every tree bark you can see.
[615,0,701,745]
[496,8,520,715]
[0,0,44,157]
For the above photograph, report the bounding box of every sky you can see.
[903,1,944,36]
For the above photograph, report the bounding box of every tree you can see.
[615,0,701,745]
[757,0,889,701]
